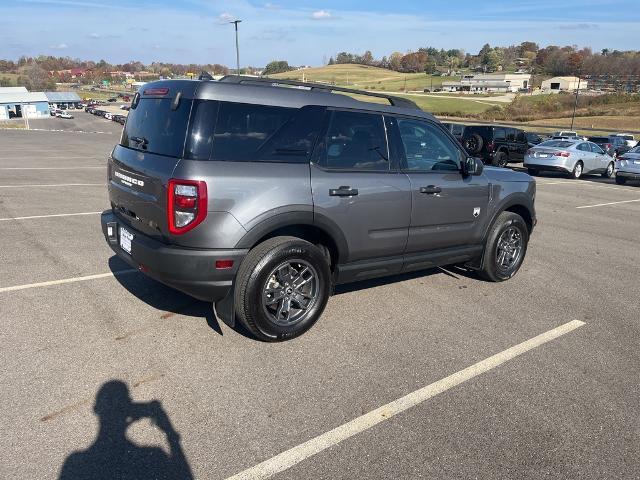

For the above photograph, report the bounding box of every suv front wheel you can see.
[478,211,529,282]
[492,151,508,168]
[234,236,331,342]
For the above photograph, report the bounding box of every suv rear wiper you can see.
[130,136,148,148]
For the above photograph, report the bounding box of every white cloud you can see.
[311,10,331,20]
[218,12,236,22]
[89,32,100,38]
[49,43,68,49]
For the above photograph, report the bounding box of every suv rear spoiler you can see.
[219,75,421,110]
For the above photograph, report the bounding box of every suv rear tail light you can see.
[553,151,571,157]
[487,141,495,153]
[168,179,207,235]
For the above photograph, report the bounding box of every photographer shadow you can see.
[59,380,193,480]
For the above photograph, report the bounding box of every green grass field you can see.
[269,64,457,92]
[269,64,505,115]
[0,73,20,86]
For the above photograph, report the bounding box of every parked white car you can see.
[615,146,640,185]
[59,111,74,119]
[525,139,615,179]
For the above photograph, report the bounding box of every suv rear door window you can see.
[121,98,192,157]
[397,118,461,171]
[506,128,516,142]
[185,101,324,163]
[319,110,389,171]
[494,128,506,141]
[211,102,295,162]
[515,131,527,143]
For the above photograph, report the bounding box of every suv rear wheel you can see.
[478,212,529,282]
[234,236,331,342]
[615,175,627,185]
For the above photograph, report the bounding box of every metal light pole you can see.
[570,75,581,131]
[229,20,242,76]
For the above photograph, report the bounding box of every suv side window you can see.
[515,130,527,143]
[318,110,389,171]
[506,128,516,142]
[185,101,324,163]
[211,102,295,162]
[494,128,506,141]
[397,118,461,171]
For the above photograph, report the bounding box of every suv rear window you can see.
[121,98,192,157]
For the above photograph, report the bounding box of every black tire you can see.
[464,134,484,154]
[615,175,627,185]
[492,151,508,168]
[234,236,331,342]
[527,168,538,176]
[478,211,529,282]
[567,161,583,179]
[602,162,614,178]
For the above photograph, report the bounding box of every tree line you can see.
[324,43,640,77]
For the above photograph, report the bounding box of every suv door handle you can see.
[329,186,359,197]
[419,185,442,195]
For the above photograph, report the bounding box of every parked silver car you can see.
[524,140,615,179]
[615,146,640,185]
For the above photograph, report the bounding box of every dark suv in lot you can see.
[101,77,536,341]
[462,125,529,167]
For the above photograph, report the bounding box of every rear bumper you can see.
[101,210,247,302]
[616,171,640,181]
[524,163,571,173]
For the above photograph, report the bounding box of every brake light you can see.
[167,179,207,235]
[553,151,571,157]
[143,87,169,96]
[487,141,495,153]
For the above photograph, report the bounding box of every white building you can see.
[541,76,588,93]
[0,88,50,120]
[442,73,531,93]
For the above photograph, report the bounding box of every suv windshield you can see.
[121,98,192,157]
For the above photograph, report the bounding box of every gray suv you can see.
[101,77,536,341]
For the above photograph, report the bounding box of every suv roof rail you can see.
[218,75,421,110]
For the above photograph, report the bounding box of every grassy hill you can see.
[268,64,457,92]
[268,64,506,115]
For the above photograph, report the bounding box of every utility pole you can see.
[570,75,581,131]
[229,19,242,75]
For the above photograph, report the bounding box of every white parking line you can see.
[225,320,586,480]
[0,183,103,188]
[0,211,102,221]
[0,166,103,170]
[576,198,640,209]
[0,270,137,293]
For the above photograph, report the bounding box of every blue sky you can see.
[1,0,639,66]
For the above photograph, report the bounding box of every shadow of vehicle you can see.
[107,256,223,336]
[334,266,477,296]
[59,380,193,480]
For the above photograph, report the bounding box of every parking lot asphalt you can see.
[1,114,639,479]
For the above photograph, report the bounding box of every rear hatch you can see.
[108,81,196,242]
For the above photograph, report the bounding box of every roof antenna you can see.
[198,71,213,81]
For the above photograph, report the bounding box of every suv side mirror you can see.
[463,156,484,176]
